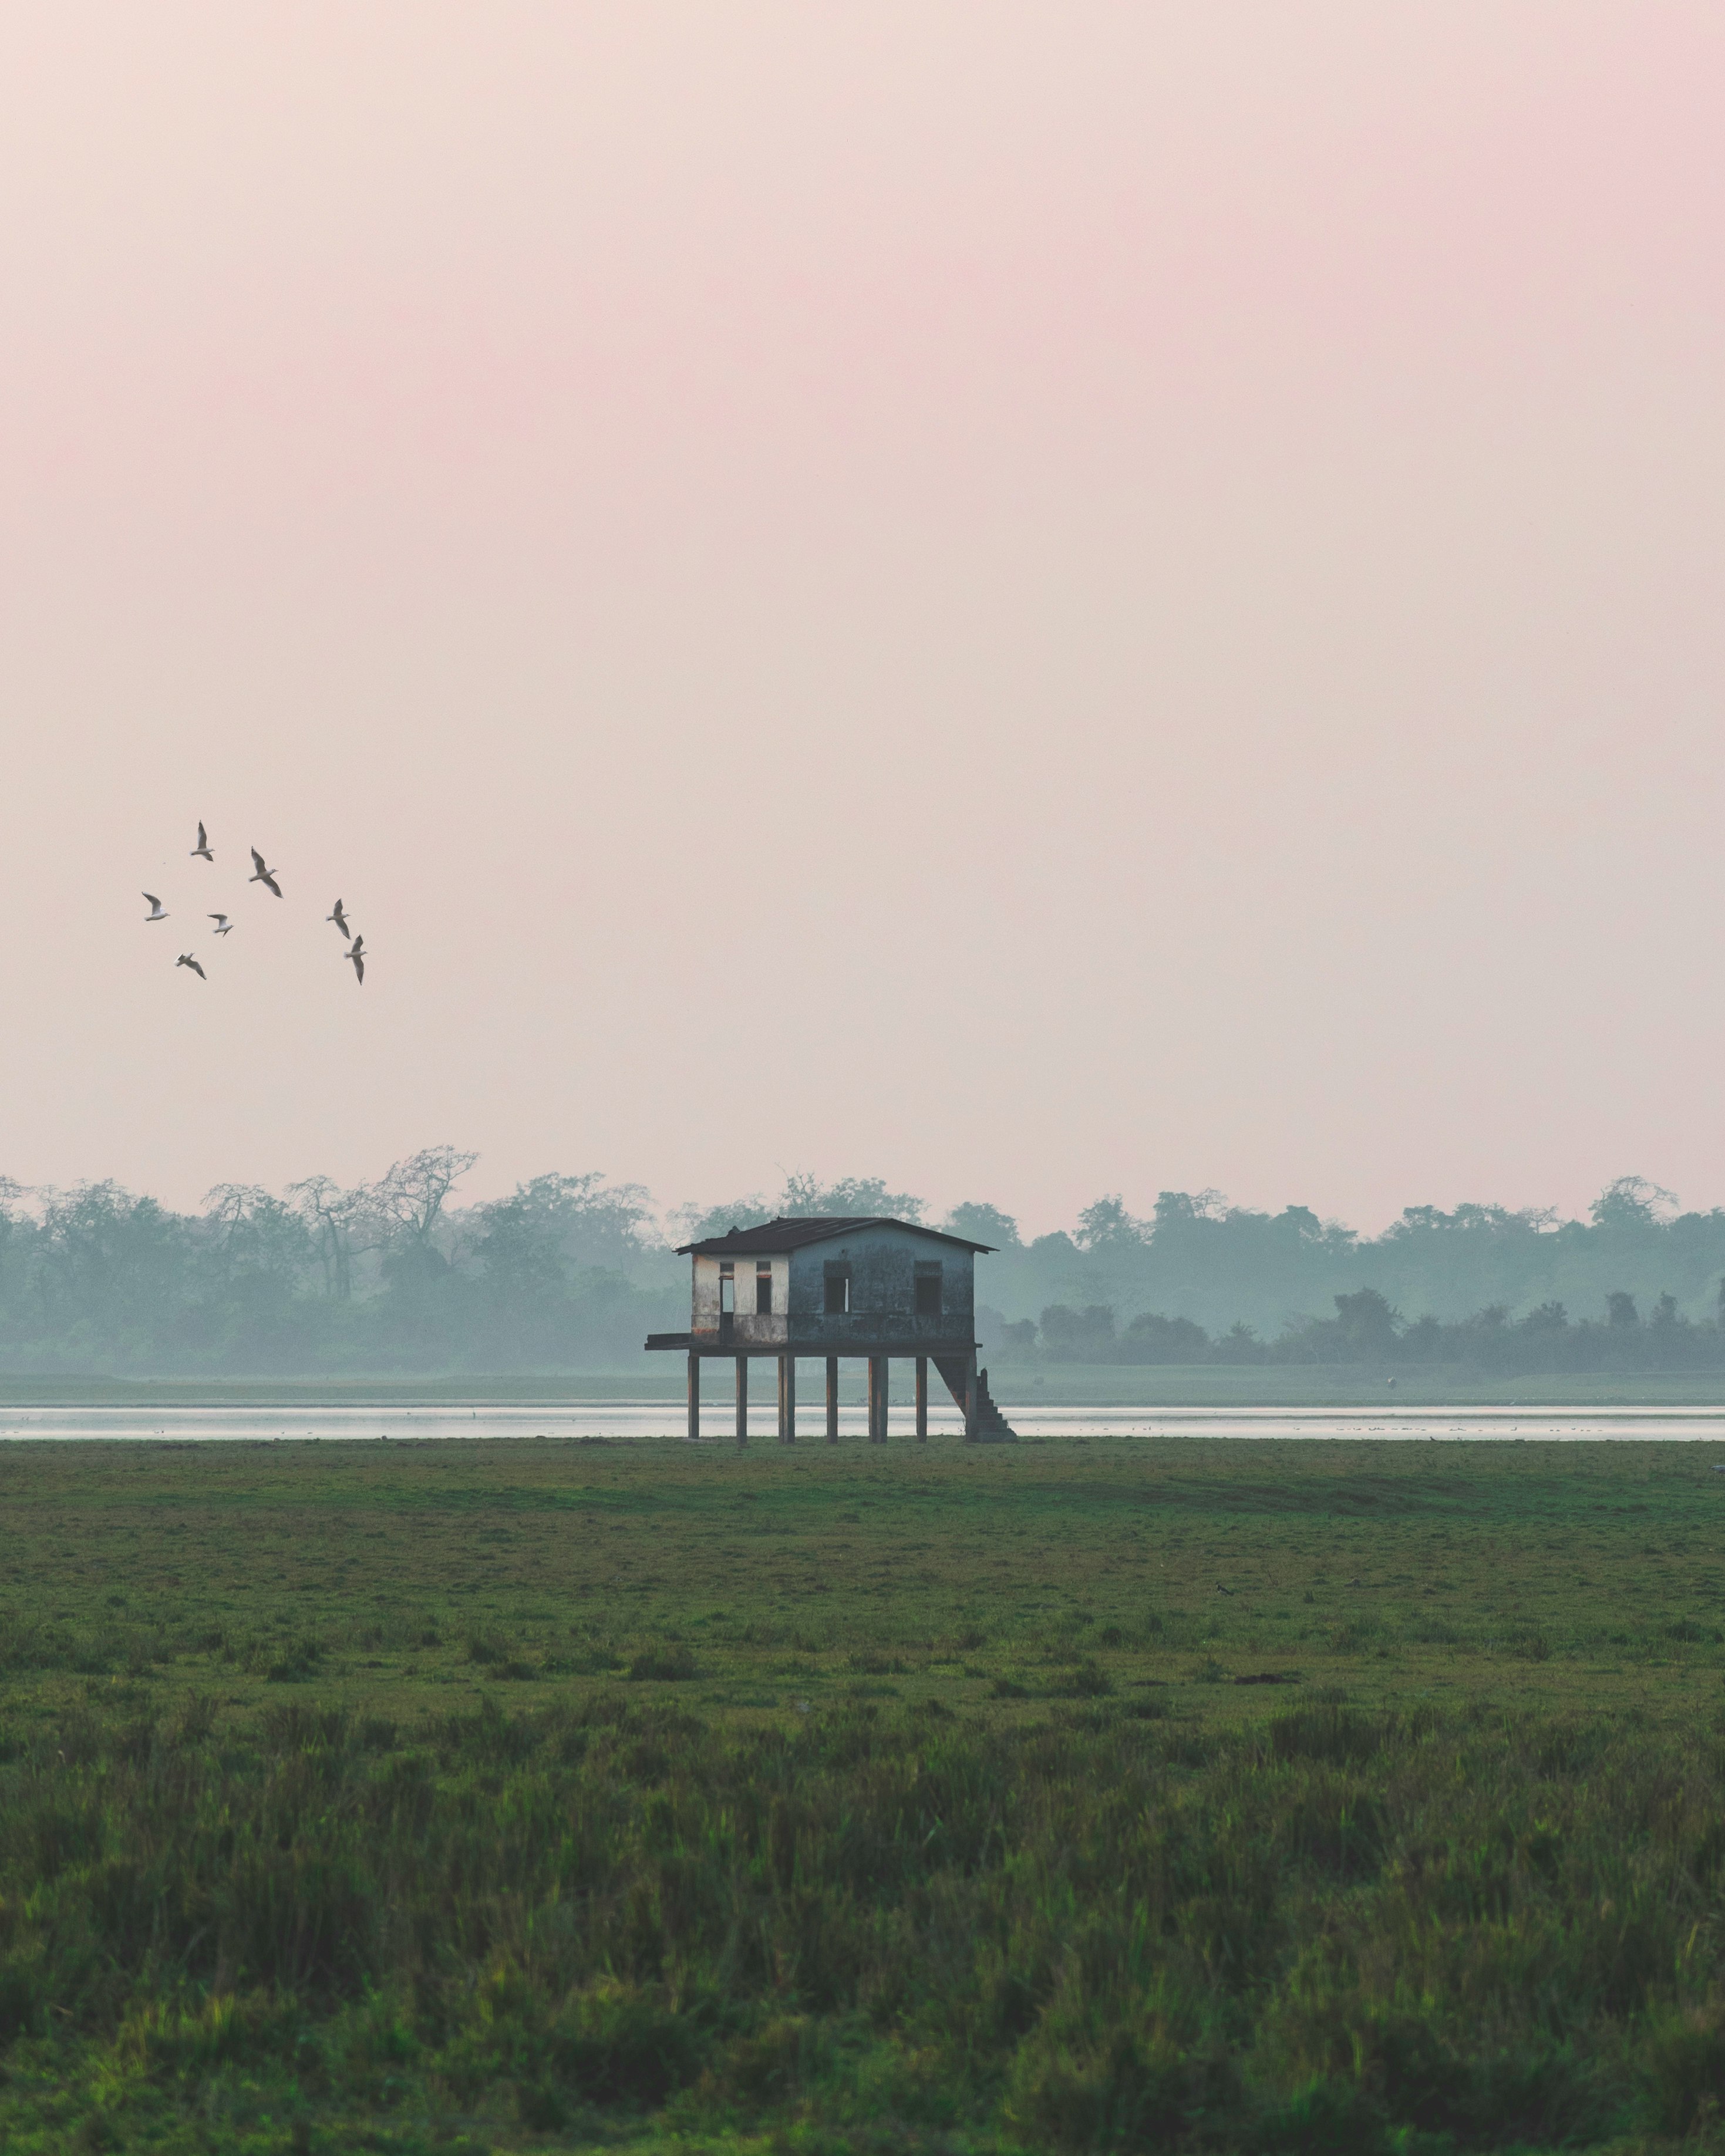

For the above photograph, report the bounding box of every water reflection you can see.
[1,1403,1723,1443]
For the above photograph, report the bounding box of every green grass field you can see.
[4,1433,1725,2152]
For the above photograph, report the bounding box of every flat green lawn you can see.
[3,1433,1724,1726]
[5,1435,1725,2153]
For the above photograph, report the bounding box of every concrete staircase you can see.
[931,1356,1018,1442]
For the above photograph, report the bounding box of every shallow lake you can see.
[4,1401,1725,1442]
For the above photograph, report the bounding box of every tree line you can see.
[971,1177,1725,1372]
[0,1151,667,1375]
[2,1163,1723,1374]
[1010,1286,1725,1373]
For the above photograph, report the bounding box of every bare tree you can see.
[202,1183,311,1291]
[204,1183,269,1291]
[287,1175,376,1300]
[1590,1176,1679,1231]
[373,1146,480,1254]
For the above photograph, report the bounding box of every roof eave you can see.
[675,1214,995,1257]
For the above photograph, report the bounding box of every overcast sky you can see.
[3,4,1723,1234]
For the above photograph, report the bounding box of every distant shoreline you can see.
[1,1365,1724,1412]
[0,1371,1716,1423]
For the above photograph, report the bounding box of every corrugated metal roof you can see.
[675,1215,995,1257]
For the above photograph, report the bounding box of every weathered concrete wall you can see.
[784,1223,973,1322]
[690,1251,788,1338]
[686,1227,979,1350]
[782,1315,961,1348]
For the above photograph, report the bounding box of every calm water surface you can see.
[3,1403,1724,1442]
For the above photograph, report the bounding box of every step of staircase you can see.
[929,1355,1018,1442]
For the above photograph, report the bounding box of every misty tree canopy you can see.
[1,1163,1722,1375]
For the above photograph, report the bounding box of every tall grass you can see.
[6,1433,1725,2145]
[4,1690,1725,2148]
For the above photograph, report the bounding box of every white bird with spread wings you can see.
[137,826,377,990]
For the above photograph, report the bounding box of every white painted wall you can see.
[691,1250,788,1333]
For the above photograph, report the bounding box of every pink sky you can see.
[4,3,1724,1235]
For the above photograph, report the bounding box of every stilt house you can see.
[646,1216,1015,1443]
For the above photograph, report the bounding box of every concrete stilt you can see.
[826,1357,840,1443]
[915,1355,928,1442]
[778,1354,796,1443]
[963,1349,979,1443]
[735,1355,749,1447]
[868,1355,888,1443]
[688,1351,700,1443]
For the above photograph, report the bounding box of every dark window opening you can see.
[915,1263,943,1318]
[719,1272,735,1316]
[756,1264,773,1315]
[824,1266,851,1315]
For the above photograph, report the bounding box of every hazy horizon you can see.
[7,1154,1725,1377]
[0,1152,1705,1250]
[6,4,1725,1236]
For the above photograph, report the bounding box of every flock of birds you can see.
[143,824,366,985]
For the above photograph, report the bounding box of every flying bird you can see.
[248,848,283,898]
[326,899,351,937]
[175,953,207,980]
[209,914,233,936]
[345,934,365,986]
[190,822,213,861]
[143,894,168,922]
